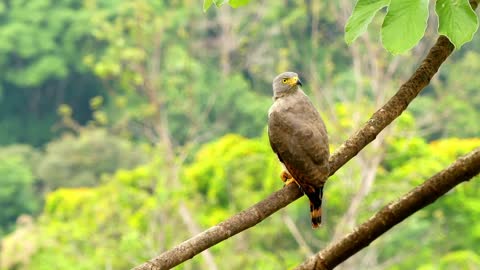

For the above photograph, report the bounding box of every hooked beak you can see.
[291,76,302,86]
[296,78,303,86]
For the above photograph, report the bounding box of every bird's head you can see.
[272,71,303,98]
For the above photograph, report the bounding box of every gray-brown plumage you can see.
[268,71,330,228]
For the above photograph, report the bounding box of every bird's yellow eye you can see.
[282,78,288,83]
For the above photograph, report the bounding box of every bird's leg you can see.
[280,170,301,188]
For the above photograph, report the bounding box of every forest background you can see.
[0,1,479,269]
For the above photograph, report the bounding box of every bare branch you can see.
[295,147,480,270]
[177,203,218,270]
[281,211,315,257]
[332,151,384,241]
[132,1,480,267]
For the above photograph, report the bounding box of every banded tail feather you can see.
[306,186,323,228]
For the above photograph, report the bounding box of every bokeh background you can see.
[0,1,479,269]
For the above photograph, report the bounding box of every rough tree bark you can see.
[295,147,480,270]
[132,33,458,270]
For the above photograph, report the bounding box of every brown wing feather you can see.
[268,92,329,187]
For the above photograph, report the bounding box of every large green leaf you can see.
[344,0,390,44]
[436,0,479,48]
[381,0,429,54]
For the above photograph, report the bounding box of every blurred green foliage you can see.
[37,128,148,190]
[0,154,38,236]
[1,134,479,270]
[0,0,479,270]
[83,0,271,144]
[0,0,103,146]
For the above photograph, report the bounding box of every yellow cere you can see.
[290,76,299,85]
[282,76,298,85]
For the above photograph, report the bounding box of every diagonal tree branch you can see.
[327,35,454,173]
[132,2,479,267]
[295,147,480,270]
[133,37,452,270]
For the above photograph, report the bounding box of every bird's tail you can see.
[305,186,324,229]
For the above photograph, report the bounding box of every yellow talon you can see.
[280,170,303,192]
[280,170,292,182]
[280,170,301,187]
[284,178,298,186]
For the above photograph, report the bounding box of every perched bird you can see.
[268,71,330,228]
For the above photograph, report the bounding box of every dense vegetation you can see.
[0,1,479,269]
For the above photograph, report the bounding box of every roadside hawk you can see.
[268,71,330,228]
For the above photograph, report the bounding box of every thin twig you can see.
[281,211,315,257]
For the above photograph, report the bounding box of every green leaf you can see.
[229,0,252,8]
[381,0,429,54]
[203,0,213,12]
[345,0,390,44]
[436,0,479,48]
